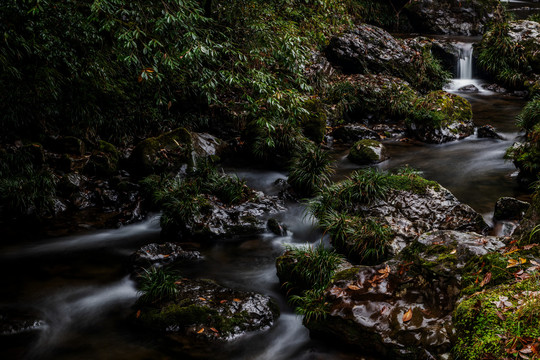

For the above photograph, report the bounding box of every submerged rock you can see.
[137,278,279,341]
[404,0,498,36]
[348,139,388,165]
[477,124,505,140]
[457,84,479,93]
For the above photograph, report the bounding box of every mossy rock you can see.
[137,278,279,341]
[130,128,193,176]
[406,90,474,143]
[299,99,327,143]
[453,277,540,360]
[84,140,120,176]
[348,139,388,165]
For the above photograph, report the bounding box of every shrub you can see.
[288,146,335,197]
[137,267,179,305]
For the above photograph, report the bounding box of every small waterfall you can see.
[457,43,473,80]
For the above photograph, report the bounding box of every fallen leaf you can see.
[347,285,360,291]
[496,310,506,321]
[450,249,457,255]
[220,300,227,304]
[199,297,207,301]
[197,328,205,334]
[233,298,242,302]
[209,327,219,333]
[403,308,413,322]
[136,310,141,319]
[480,272,492,287]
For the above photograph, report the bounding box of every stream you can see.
[0,28,534,360]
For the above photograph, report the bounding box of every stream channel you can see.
[0,28,534,360]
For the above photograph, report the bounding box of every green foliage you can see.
[477,21,529,88]
[281,244,345,291]
[0,147,57,217]
[288,146,335,197]
[319,211,394,263]
[516,95,540,135]
[279,244,345,323]
[137,267,179,305]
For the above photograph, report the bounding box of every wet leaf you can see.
[136,310,141,319]
[496,310,506,321]
[220,300,227,304]
[209,327,219,333]
[347,285,360,291]
[403,308,413,322]
[507,258,526,268]
[199,297,207,301]
[480,272,492,287]
[233,298,241,302]
[450,249,457,255]
[197,328,204,334]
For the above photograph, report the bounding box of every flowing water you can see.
[0,36,530,359]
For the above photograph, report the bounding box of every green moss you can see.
[453,276,540,360]
[406,90,472,129]
[348,139,385,165]
[331,266,359,282]
[131,128,193,176]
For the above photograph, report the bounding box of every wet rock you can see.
[304,230,503,359]
[481,83,507,93]
[299,99,327,143]
[331,124,381,144]
[163,191,286,240]
[58,172,86,196]
[0,308,46,341]
[130,128,193,176]
[430,39,462,74]
[267,218,287,236]
[359,186,489,257]
[477,125,504,140]
[132,242,202,269]
[325,25,447,89]
[137,278,279,341]
[404,0,498,36]
[493,197,530,221]
[192,133,226,160]
[348,139,388,165]
[406,90,475,144]
[457,84,479,93]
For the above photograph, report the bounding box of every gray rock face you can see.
[508,20,540,72]
[404,0,498,36]
[132,242,202,269]
[305,230,503,359]
[363,187,489,256]
[326,24,437,88]
[138,278,279,341]
[494,197,530,221]
[348,139,388,165]
[458,84,480,93]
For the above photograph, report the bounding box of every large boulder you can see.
[404,0,499,36]
[130,128,194,176]
[132,242,202,269]
[406,90,475,143]
[137,278,279,341]
[331,124,381,144]
[493,197,530,221]
[301,230,504,359]
[326,25,448,90]
[348,139,388,165]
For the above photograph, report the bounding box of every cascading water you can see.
[457,43,473,80]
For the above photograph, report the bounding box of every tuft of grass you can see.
[289,288,329,323]
[137,267,179,305]
[288,146,335,197]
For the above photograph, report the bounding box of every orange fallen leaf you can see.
[480,272,492,287]
[403,308,413,322]
[209,327,218,333]
[197,328,205,334]
[233,298,241,302]
[136,310,141,319]
[220,300,227,304]
[347,285,360,291]
[199,297,207,301]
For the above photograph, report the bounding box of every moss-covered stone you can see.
[348,139,388,165]
[130,128,193,176]
[453,277,540,360]
[406,90,474,143]
[84,140,120,176]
